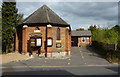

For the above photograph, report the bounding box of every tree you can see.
[92,28,118,44]
[0,8,1,31]
[76,28,84,31]
[2,2,23,53]
[111,25,120,35]
[88,25,97,31]
[111,25,120,50]
[104,29,118,44]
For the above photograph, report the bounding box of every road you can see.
[1,47,119,76]
[2,65,119,77]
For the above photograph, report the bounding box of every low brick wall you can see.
[25,50,71,58]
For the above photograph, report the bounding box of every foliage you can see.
[88,25,97,31]
[89,25,120,63]
[111,25,120,50]
[89,26,118,44]
[76,28,84,31]
[2,2,23,53]
[0,8,1,31]
[111,25,120,34]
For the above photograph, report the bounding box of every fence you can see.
[92,41,120,61]
[92,41,117,51]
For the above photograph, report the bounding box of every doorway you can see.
[71,36,78,46]
[28,33,42,55]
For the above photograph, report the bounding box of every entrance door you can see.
[71,36,78,46]
[28,36,42,53]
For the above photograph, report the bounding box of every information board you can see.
[36,38,42,46]
[47,38,52,46]
[30,38,35,46]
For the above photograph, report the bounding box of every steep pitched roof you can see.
[23,5,69,26]
[71,30,91,36]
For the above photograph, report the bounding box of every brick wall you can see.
[16,25,71,57]
[15,32,18,51]
[78,36,91,47]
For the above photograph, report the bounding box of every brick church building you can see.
[15,5,71,57]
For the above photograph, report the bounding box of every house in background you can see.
[71,30,92,47]
[15,5,71,57]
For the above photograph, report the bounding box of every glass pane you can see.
[57,28,60,40]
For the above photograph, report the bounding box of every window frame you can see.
[57,28,60,40]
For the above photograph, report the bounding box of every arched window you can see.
[57,28,60,40]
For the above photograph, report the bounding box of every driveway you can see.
[2,47,117,67]
[70,47,112,65]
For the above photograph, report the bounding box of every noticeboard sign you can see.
[36,37,42,46]
[30,38,35,46]
[47,38,53,47]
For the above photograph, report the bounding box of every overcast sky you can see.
[16,2,118,30]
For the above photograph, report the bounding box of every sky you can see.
[1,1,119,30]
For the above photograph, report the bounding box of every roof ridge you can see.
[44,6,50,23]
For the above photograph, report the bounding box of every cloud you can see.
[16,2,118,30]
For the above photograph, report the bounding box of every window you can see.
[57,28,60,40]
[81,37,86,42]
[86,37,89,40]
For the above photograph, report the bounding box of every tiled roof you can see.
[71,30,91,36]
[23,5,69,26]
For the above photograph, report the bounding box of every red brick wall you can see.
[65,28,71,55]
[16,25,71,55]
[15,33,18,51]
[78,36,91,47]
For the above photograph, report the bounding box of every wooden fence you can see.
[92,41,117,51]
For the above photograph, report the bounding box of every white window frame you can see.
[86,37,89,40]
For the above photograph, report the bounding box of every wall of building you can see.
[15,25,71,57]
[78,36,91,47]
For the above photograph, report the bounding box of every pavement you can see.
[1,47,119,76]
